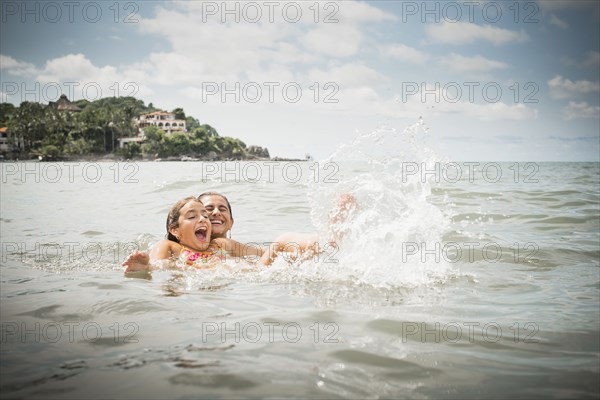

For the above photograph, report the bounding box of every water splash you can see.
[295,119,455,289]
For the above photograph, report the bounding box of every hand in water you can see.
[122,251,151,273]
[260,193,359,266]
[329,193,359,240]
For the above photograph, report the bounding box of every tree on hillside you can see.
[0,103,16,126]
[164,132,190,156]
[8,102,47,151]
[199,124,219,137]
[186,116,200,132]
[172,107,186,120]
[140,125,166,157]
[221,136,247,159]
[74,99,90,110]
[190,127,210,154]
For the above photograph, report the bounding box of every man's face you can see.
[201,195,234,238]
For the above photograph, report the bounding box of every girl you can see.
[123,196,260,274]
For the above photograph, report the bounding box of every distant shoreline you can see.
[0,153,310,162]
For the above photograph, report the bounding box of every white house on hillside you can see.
[118,111,187,148]
[135,111,186,134]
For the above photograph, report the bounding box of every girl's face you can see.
[201,195,234,238]
[169,201,212,251]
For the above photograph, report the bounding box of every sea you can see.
[1,121,599,399]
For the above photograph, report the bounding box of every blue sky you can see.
[1,0,599,161]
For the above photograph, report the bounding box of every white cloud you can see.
[0,55,37,77]
[0,1,398,108]
[338,87,380,108]
[33,53,154,101]
[177,0,396,24]
[562,101,600,120]
[331,1,398,24]
[548,75,600,99]
[305,78,539,121]
[301,24,363,58]
[344,82,537,121]
[412,99,536,121]
[380,44,429,64]
[456,102,537,121]
[138,0,395,80]
[438,53,508,73]
[20,1,391,108]
[583,51,600,68]
[308,63,386,88]
[560,57,576,67]
[425,22,529,46]
[138,4,301,79]
[561,51,600,69]
[549,14,568,29]
[37,53,117,82]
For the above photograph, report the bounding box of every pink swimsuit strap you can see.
[180,246,227,267]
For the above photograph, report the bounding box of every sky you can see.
[1,0,599,161]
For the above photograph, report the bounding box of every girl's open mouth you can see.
[195,227,208,242]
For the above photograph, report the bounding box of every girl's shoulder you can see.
[212,237,247,253]
[211,238,263,257]
[148,239,183,261]
[154,239,183,253]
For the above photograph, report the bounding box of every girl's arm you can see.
[259,232,320,265]
[213,238,265,258]
[259,194,357,266]
[123,240,176,274]
[122,250,151,273]
[148,239,176,263]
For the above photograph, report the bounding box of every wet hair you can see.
[166,196,202,243]
[197,192,233,219]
